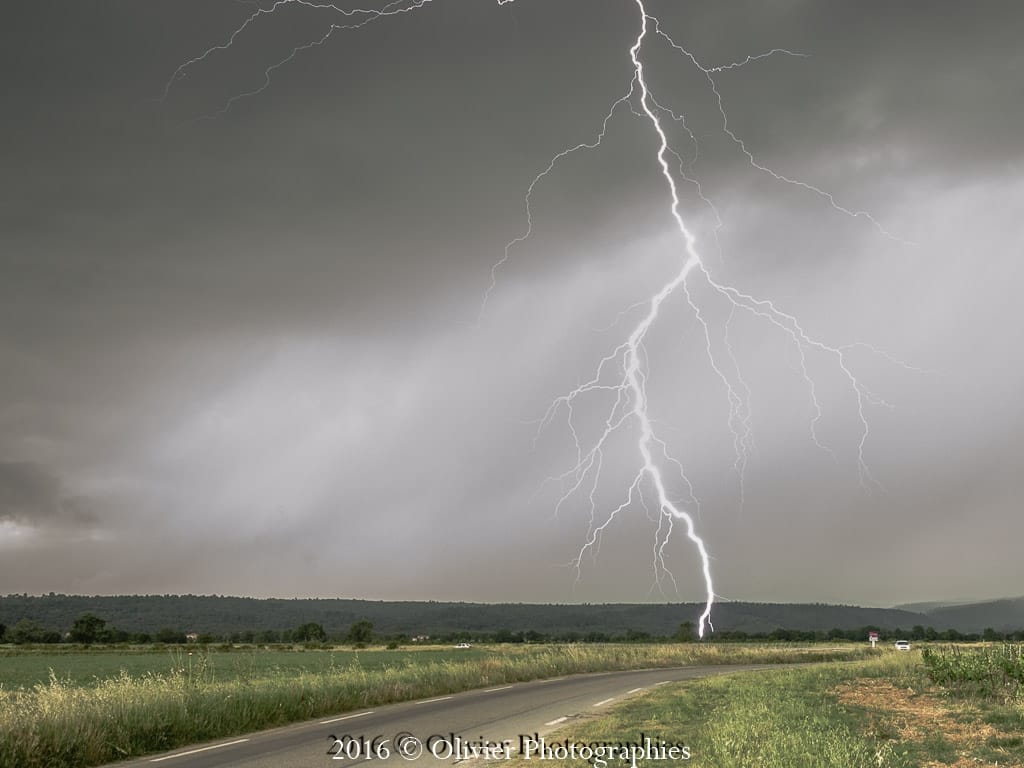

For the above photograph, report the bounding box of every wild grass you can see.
[0,646,494,689]
[0,643,869,768]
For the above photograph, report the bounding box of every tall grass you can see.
[0,643,869,768]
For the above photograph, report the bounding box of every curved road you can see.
[107,664,774,768]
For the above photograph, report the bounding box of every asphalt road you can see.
[107,664,775,768]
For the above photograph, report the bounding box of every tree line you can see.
[2,614,1022,646]
[0,615,377,646]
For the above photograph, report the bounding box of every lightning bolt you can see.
[159,0,437,117]
[162,0,911,639]
[507,1,907,637]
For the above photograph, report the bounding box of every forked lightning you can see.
[163,0,905,638]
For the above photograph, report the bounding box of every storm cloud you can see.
[0,462,97,527]
[1,0,1021,606]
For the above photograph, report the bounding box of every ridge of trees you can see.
[2,613,1022,647]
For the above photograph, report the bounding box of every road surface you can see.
[107,664,775,768]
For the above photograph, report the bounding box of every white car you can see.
[454,642,471,649]
[894,640,911,651]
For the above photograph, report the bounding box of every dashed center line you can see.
[320,711,374,725]
[484,685,514,693]
[593,697,616,707]
[417,695,453,705]
[627,687,645,694]
[545,716,569,726]
[150,739,249,762]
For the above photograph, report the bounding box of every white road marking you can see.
[484,685,514,692]
[627,687,644,693]
[320,711,374,725]
[545,716,569,726]
[593,697,615,707]
[655,681,672,686]
[417,695,453,704]
[150,739,249,762]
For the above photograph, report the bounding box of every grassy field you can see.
[518,646,1024,767]
[0,642,870,768]
[0,642,870,691]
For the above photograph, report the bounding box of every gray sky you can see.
[2,0,1022,609]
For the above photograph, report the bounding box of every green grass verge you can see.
[513,654,926,768]
[521,650,1024,767]
[0,643,870,768]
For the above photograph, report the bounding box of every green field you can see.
[0,642,870,691]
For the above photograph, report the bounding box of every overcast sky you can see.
[1,0,1022,610]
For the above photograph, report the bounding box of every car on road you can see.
[894,640,911,651]
[454,642,471,649]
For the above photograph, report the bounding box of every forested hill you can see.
[920,598,1024,633]
[0,594,980,636]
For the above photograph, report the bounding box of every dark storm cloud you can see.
[651,1,1024,172]
[1,1,1021,604]
[0,462,97,527]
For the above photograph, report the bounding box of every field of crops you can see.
[922,643,1024,700]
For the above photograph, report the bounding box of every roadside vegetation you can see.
[0,642,870,768]
[921,642,1024,699]
[526,646,1024,767]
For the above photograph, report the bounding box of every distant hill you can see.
[893,600,983,613]
[920,597,1024,633]
[0,594,954,637]
[3,594,1022,637]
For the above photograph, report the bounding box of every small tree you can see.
[676,621,695,643]
[69,613,107,644]
[155,627,186,644]
[8,619,48,644]
[346,620,374,647]
[293,622,328,643]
